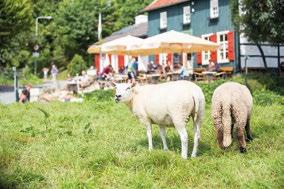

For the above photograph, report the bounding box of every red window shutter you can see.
[155,54,160,64]
[167,53,173,64]
[209,34,217,62]
[118,55,125,69]
[228,31,235,61]
[95,54,100,73]
[196,52,202,64]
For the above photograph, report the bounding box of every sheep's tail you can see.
[222,101,232,148]
[192,95,199,122]
[212,99,232,149]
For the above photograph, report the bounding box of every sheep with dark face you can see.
[114,80,205,159]
[211,82,253,153]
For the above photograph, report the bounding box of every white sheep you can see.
[114,80,205,159]
[211,82,253,153]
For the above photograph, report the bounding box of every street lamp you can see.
[35,16,52,36]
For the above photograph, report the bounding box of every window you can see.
[210,0,219,19]
[201,34,211,65]
[217,31,229,63]
[160,11,167,29]
[183,6,191,24]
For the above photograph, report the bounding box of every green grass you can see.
[0,74,283,188]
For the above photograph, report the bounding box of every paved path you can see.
[0,80,67,104]
[0,91,15,105]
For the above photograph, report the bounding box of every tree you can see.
[67,54,87,76]
[0,0,32,42]
[113,0,152,31]
[231,0,284,69]
[0,0,154,72]
[0,0,33,67]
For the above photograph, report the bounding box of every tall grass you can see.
[0,74,283,188]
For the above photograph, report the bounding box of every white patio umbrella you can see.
[87,44,101,54]
[87,35,144,55]
[126,30,219,55]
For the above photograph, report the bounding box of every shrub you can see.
[67,54,87,76]
[84,89,114,103]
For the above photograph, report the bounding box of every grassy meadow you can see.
[0,74,283,188]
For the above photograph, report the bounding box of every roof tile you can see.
[144,0,190,12]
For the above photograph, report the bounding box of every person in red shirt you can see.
[101,64,114,80]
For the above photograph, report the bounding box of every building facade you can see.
[90,0,283,73]
[144,0,283,71]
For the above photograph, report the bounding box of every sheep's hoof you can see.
[221,146,228,150]
[239,147,247,153]
[191,154,197,158]
[246,137,254,142]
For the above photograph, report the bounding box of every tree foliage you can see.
[0,0,32,43]
[231,0,284,69]
[231,0,284,43]
[113,0,152,31]
[0,0,152,75]
[67,54,87,76]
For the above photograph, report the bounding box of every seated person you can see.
[19,84,32,103]
[164,64,171,73]
[208,59,218,72]
[147,61,156,73]
[100,64,114,80]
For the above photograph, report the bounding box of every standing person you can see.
[19,84,32,103]
[42,67,49,81]
[132,57,139,77]
[126,58,135,83]
[51,64,58,80]
[51,64,59,88]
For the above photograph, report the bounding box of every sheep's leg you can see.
[139,118,153,150]
[191,119,201,158]
[233,108,248,153]
[237,127,247,153]
[174,123,188,159]
[159,127,168,151]
[245,119,253,141]
[145,124,153,150]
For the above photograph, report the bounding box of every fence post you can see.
[278,44,281,75]
[13,67,19,102]
[245,56,249,85]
